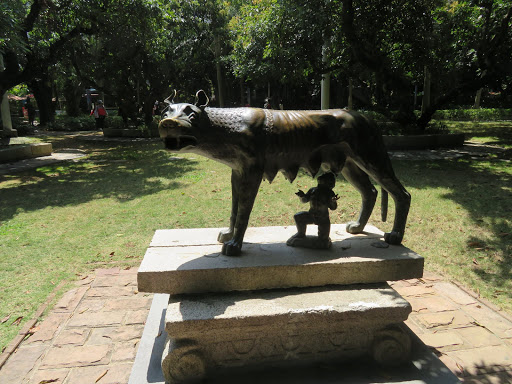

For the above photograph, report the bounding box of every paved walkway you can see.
[0,267,511,383]
[0,149,87,175]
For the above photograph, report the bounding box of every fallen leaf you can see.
[38,379,59,384]
[498,232,510,237]
[28,325,40,335]
[95,370,108,383]
[456,362,464,375]
[109,252,115,256]
[472,259,479,265]
[80,275,89,280]
[468,241,485,248]
[428,346,443,357]
[11,316,23,326]
[1,314,11,323]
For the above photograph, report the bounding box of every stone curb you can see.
[0,143,52,163]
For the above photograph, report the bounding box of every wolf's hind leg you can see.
[371,174,410,245]
[341,160,377,234]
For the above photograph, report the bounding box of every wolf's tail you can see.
[381,188,388,222]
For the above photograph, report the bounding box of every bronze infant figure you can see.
[159,90,410,256]
[287,172,340,249]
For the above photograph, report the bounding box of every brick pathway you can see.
[0,268,511,384]
[392,272,512,383]
[0,268,152,384]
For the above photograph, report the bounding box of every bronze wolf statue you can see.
[159,90,410,256]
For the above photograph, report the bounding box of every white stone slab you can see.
[138,225,423,294]
[165,283,411,336]
[149,224,382,247]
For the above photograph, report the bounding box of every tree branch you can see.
[23,0,44,34]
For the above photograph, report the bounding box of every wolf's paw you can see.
[384,231,404,245]
[222,240,242,256]
[346,221,364,234]
[217,229,234,243]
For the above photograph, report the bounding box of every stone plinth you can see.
[133,226,442,383]
[162,283,412,383]
[138,224,423,295]
[0,143,52,163]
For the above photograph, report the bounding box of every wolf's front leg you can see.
[222,169,263,256]
[218,170,240,243]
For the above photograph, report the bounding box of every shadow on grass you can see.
[447,121,512,148]
[0,140,199,223]
[394,157,511,305]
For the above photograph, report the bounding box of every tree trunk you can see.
[143,101,154,126]
[63,79,82,117]
[421,65,431,115]
[240,78,245,106]
[348,78,353,109]
[321,43,330,110]
[0,54,16,136]
[30,76,55,126]
[473,88,483,108]
[214,36,225,107]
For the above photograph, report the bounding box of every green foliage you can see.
[0,0,25,55]
[3,1,512,127]
[433,108,512,121]
[230,0,327,84]
[48,115,97,131]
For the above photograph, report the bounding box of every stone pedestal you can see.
[161,284,413,383]
[137,225,428,383]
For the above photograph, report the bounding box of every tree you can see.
[0,0,97,125]
[230,0,512,128]
[230,0,332,108]
[339,0,512,129]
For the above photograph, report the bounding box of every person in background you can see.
[26,97,36,126]
[91,100,108,129]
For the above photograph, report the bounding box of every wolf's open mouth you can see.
[164,136,198,150]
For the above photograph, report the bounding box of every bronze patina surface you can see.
[159,91,410,256]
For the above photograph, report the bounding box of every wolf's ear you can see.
[164,89,177,104]
[195,90,209,108]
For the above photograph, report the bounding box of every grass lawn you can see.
[1,121,511,352]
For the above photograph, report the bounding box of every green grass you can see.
[444,120,512,148]
[1,124,511,351]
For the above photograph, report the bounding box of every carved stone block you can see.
[161,283,412,383]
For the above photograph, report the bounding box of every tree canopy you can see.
[1,0,511,129]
